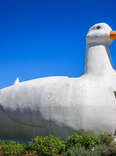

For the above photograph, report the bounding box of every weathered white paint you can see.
[0,23,116,141]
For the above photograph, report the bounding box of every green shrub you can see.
[94,144,108,156]
[103,144,116,156]
[64,146,87,156]
[65,133,83,148]
[0,133,113,155]
[97,133,113,145]
[64,144,108,156]
[81,133,98,148]
[28,135,65,156]
[0,140,26,156]
[65,133,98,149]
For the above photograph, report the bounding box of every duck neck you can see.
[84,43,113,76]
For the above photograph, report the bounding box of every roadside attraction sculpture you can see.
[0,23,116,141]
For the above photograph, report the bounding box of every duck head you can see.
[86,23,116,45]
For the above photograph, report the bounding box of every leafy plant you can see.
[0,140,26,156]
[81,133,97,148]
[64,144,108,156]
[28,135,65,156]
[64,146,86,156]
[98,133,113,145]
[94,144,108,156]
[65,133,83,148]
[103,144,116,156]
[65,133,98,149]
[0,133,113,156]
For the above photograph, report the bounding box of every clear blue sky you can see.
[0,0,116,88]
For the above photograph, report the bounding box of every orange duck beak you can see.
[110,31,116,39]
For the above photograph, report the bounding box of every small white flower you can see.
[113,137,116,142]
[91,147,95,151]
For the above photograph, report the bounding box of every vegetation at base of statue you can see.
[0,133,115,156]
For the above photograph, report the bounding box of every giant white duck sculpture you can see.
[0,23,116,141]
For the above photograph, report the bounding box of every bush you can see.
[81,133,98,148]
[65,133,99,149]
[64,146,86,156]
[98,134,113,145]
[64,144,108,156]
[94,144,108,156]
[0,140,26,156]
[0,133,113,156]
[28,135,65,156]
[65,133,83,148]
[103,144,116,156]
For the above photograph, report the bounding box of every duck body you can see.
[0,76,84,140]
[0,23,116,141]
[0,71,116,141]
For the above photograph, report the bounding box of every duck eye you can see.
[96,25,101,30]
